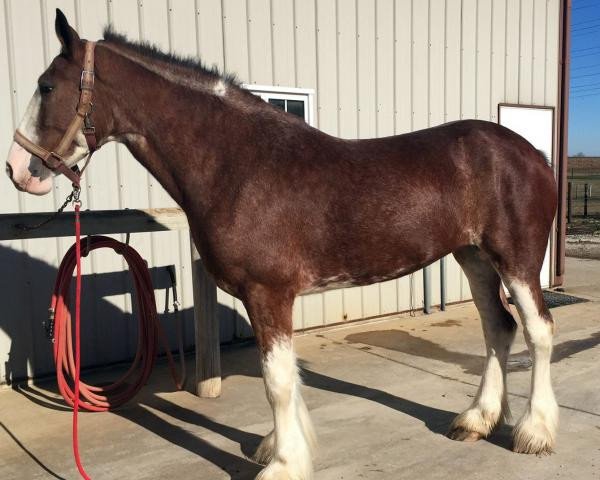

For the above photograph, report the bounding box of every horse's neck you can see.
[104,47,247,213]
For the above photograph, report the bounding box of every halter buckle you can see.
[44,151,65,169]
[80,70,95,90]
[83,114,95,134]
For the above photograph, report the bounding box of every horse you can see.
[5,9,558,480]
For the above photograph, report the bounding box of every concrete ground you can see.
[1,257,599,479]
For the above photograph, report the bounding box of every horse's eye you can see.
[39,83,54,94]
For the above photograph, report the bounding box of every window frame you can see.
[243,84,316,126]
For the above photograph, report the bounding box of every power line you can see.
[572,16,600,26]
[569,85,600,95]
[573,52,600,59]
[573,2,600,11]
[571,81,600,89]
[572,62,600,71]
[573,27,600,35]
[572,46,600,53]
[571,92,600,99]
[571,71,600,80]
[572,23,600,32]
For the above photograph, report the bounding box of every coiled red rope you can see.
[51,205,183,478]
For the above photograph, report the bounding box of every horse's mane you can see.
[102,26,241,87]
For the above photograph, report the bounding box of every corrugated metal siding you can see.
[0,0,561,383]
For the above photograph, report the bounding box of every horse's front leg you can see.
[245,286,316,480]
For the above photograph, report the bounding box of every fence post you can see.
[440,257,446,311]
[189,235,221,398]
[567,182,572,224]
[584,183,589,218]
[423,265,432,314]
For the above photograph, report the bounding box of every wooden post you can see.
[189,235,221,398]
[584,183,589,218]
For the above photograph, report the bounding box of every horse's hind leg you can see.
[502,275,558,454]
[448,246,517,441]
[244,286,316,480]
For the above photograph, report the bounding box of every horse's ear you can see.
[55,8,80,54]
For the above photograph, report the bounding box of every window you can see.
[243,84,315,126]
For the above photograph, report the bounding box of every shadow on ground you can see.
[345,328,600,375]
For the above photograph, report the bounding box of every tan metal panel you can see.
[165,0,198,346]
[316,0,338,135]
[380,280,398,316]
[545,0,559,106]
[222,0,250,82]
[519,0,534,104]
[167,0,197,57]
[374,0,399,318]
[505,0,520,103]
[0,0,565,381]
[445,0,461,121]
[10,0,54,216]
[107,0,155,333]
[302,293,324,329]
[8,0,61,377]
[397,274,412,311]
[357,0,376,139]
[394,0,412,133]
[376,0,395,137]
[196,0,225,70]
[430,263,441,306]
[362,283,380,318]
[247,0,274,85]
[0,0,21,215]
[140,2,188,343]
[294,0,318,124]
[532,0,547,105]
[0,1,32,381]
[444,255,462,303]
[323,289,345,325]
[461,0,477,119]
[429,0,445,127]
[271,0,296,87]
[77,1,133,361]
[343,286,364,321]
[490,0,507,122]
[476,0,492,120]
[44,1,88,229]
[337,0,358,138]
[411,0,428,130]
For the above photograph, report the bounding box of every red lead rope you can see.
[72,204,89,479]
[50,202,184,479]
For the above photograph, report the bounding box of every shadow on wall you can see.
[0,242,251,387]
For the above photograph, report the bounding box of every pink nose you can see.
[6,141,53,195]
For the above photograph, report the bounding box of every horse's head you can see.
[6,9,107,195]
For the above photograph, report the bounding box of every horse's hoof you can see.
[512,422,555,455]
[251,431,275,465]
[447,426,484,442]
[255,460,312,480]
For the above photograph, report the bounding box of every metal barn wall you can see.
[0,0,561,383]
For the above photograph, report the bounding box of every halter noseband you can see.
[13,41,97,188]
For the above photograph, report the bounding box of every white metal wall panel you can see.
[0,0,563,382]
[247,0,273,85]
[271,0,295,87]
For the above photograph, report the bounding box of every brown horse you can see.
[6,10,558,479]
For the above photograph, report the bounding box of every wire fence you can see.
[567,180,600,219]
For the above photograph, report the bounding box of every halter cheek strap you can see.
[13,41,97,188]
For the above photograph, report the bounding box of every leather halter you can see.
[13,41,97,188]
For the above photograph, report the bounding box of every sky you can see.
[569,0,600,156]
